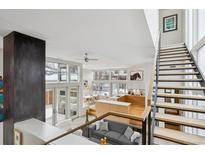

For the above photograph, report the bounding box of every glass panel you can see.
[198,9,205,40]
[59,64,67,81]
[57,88,67,123]
[119,70,127,80]
[111,70,119,80]
[70,65,80,82]
[70,87,78,117]
[111,83,118,96]
[46,62,58,81]
[45,88,54,125]
[198,46,205,77]
[119,83,127,95]
[99,71,109,80]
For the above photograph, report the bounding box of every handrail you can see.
[185,44,205,94]
[45,109,151,145]
[190,35,205,56]
[150,31,161,144]
[141,106,152,121]
[147,32,161,105]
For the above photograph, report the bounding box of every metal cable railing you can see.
[150,32,161,144]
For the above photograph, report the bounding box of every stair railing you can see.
[150,31,161,144]
[186,36,205,94]
[45,107,151,145]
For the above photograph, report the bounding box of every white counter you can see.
[15,118,66,144]
[96,100,130,106]
[15,118,97,145]
[50,133,97,145]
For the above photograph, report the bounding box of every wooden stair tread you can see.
[158,66,196,71]
[160,57,191,62]
[157,93,205,100]
[160,61,194,66]
[160,51,188,56]
[157,85,205,90]
[159,54,190,59]
[156,79,203,82]
[152,102,205,113]
[155,113,205,129]
[154,127,205,144]
[160,47,186,52]
[158,72,199,76]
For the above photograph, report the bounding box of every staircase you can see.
[151,43,205,145]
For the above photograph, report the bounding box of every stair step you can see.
[157,93,205,101]
[152,102,205,113]
[157,85,205,90]
[157,72,199,76]
[160,61,194,66]
[155,113,205,129]
[161,43,185,49]
[156,79,203,82]
[160,57,191,63]
[160,51,188,56]
[154,127,205,144]
[158,66,196,71]
[159,54,190,59]
[160,47,187,52]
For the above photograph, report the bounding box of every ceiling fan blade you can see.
[88,58,98,61]
[75,58,85,60]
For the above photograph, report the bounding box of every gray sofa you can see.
[87,120,141,145]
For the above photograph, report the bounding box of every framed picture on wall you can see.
[163,14,178,32]
[130,70,143,81]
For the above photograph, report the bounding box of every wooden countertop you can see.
[96,99,131,106]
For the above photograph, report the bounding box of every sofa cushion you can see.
[131,131,141,142]
[105,131,121,140]
[124,127,134,140]
[119,135,133,145]
[106,120,128,134]
[99,121,109,131]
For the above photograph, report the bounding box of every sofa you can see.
[87,120,142,145]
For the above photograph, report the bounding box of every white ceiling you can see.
[0,9,155,69]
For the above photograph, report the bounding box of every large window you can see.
[59,64,67,81]
[46,62,58,81]
[46,61,81,83]
[94,71,109,80]
[93,83,110,96]
[111,83,127,96]
[70,65,80,82]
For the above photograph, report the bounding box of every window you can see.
[94,71,109,80]
[93,83,110,96]
[46,62,58,81]
[119,70,127,80]
[111,83,127,96]
[111,70,119,80]
[111,70,127,80]
[59,64,67,81]
[70,65,80,82]
[119,83,127,94]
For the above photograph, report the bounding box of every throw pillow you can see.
[96,119,104,130]
[124,126,134,139]
[99,121,109,131]
[130,131,141,142]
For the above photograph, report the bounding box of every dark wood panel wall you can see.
[3,31,45,144]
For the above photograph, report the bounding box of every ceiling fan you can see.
[77,53,98,63]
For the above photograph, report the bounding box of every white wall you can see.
[82,69,93,96]
[144,9,159,49]
[159,9,185,46]
[127,62,153,99]
[0,36,3,145]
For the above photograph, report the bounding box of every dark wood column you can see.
[3,31,45,145]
